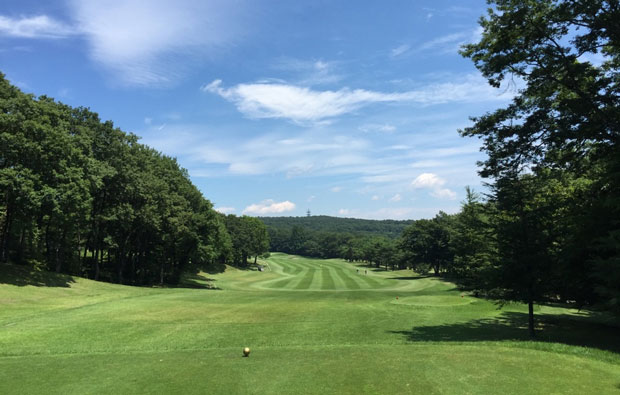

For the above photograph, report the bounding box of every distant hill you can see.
[258,215,413,239]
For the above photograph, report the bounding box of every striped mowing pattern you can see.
[251,254,412,292]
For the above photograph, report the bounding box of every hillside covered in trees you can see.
[0,74,268,285]
[260,215,412,238]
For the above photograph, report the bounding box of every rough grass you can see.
[1,253,619,394]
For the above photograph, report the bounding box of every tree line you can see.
[450,0,620,336]
[0,75,268,285]
[260,215,413,239]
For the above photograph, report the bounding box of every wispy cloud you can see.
[391,44,410,57]
[431,188,457,200]
[243,199,295,215]
[418,27,483,54]
[389,193,402,202]
[0,15,76,39]
[71,0,249,86]
[359,123,396,133]
[1,1,250,86]
[272,57,343,85]
[203,74,513,124]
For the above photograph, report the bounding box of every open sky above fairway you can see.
[0,0,517,219]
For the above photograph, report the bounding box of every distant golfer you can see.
[357,269,359,274]
[364,269,367,275]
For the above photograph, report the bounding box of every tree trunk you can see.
[1,203,12,263]
[254,255,257,265]
[55,247,61,273]
[118,251,125,284]
[528,300,536,338]
[94,247,100,281]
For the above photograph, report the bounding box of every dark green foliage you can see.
[263,216,405,268]
[260,215,413,238]
[451,187,495,287]
[399,212,456,276]
[261,215,413,268]
[0,74,254,285]
[457,0,620,331]
[223,215,269,266]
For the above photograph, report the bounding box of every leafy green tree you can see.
[399,212,455,276]
[461,0,620,320]
[0,73,226,286]
[245,216,270,264]
[452,187,495,287]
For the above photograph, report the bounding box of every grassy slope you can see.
[1,254,619,394]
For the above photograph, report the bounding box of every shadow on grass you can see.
[388,275,431,281]
[203,263,226,274]
[390,311,620,354]
[0,263,75,287]
[177,272,221,290]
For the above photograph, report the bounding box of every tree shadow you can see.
[388,275,432,281]
[0,263,75,287]
[177,272,220,290]
[389,311,620,354]
[203,263,226,274]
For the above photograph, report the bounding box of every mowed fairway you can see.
[1,253,619,394]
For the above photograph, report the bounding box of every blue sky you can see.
[0,0,516,219]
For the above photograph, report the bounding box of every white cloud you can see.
[412,173,445,189]
[215,206,235,214]
[359,123,396,133]
[243,199,295,215]
[418,27,483,54]
[391,44,410,57]
[411,173,456,200]
[144,117,152,125]
[338,209,351,216]
[1,2,249,86]
[271,57,342,85]
[431,188,457,200]
[371,195,380,201]
[68,0,249,86]
[0,15,76,39]
[203,74,514,123]
[389,193,402,202]
[330,186,342,193]
[410,160,444,168]
[307,195,316,202]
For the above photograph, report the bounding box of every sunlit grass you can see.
[1,253,619,394]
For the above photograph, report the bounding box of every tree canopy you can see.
[0,74,267,285]
[459,0,620,334]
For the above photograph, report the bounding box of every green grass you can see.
[1,253,619,394]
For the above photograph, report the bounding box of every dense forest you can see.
[0,74,268,285]
[263,215,412,264]
[260,216,413,238]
